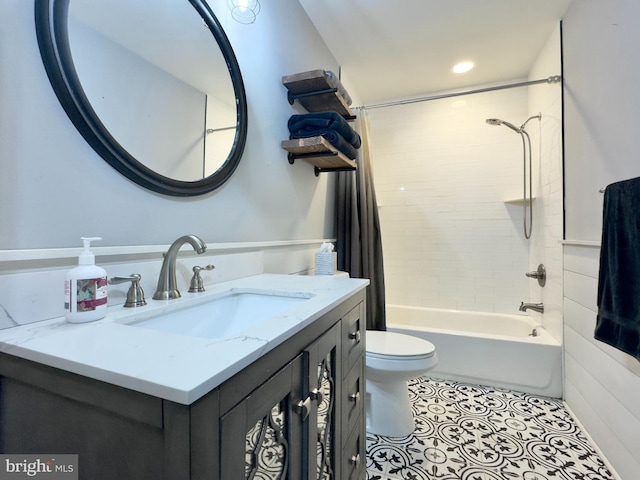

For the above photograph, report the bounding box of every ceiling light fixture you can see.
[452,61,474,74]
[228,0,261,24]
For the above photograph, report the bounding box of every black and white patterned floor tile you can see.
[366,377,616,480]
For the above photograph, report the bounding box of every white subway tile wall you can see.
[367,26,563,332]
[368,88,531,314]
[527,24,564,344]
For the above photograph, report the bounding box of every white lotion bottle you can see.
[65,237,108,323]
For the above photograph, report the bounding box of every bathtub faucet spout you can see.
[519,302,544,314]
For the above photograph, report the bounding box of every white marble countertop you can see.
[0,274,368,405]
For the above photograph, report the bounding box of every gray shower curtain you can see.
[335,107,386,331]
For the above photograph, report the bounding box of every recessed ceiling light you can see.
[453,61,474,74]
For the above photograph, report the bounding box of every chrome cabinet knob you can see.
[293,397,311,420]
[310,387,323,404]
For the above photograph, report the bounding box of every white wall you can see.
[563,2,640,479]
[0,0,338,250]
[527,25,564,343]
[70,18,208,181]
[563,245,640,480]
[366,26,562,318]
[0,0,345,327]
[563,2,640,242]
[366,25,563,336]
[368,87,533,314]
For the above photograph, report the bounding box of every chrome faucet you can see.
[153,235,207,300]
[519,302,544,314]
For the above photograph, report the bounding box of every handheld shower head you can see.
[485,114,536,239]
[485,118,521,133]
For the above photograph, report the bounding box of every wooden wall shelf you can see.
[282,70,354,118]
[282,136,356,176]
[283,69,357,175]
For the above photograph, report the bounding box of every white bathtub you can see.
[386,304,562,398]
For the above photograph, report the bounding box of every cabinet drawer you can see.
[342,356,364,436]
[341,414,366,480]
[342,303,364,376]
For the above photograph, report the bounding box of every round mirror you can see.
[35,0,248,196]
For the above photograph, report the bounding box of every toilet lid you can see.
[366,331,436,360]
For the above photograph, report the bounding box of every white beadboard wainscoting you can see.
[563,243,640,480]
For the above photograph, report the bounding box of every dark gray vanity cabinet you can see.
[0,290,366,479]
[339,301,366,480]
[220,354,305,478]
[221,322,341,479]
[217,294,366,480]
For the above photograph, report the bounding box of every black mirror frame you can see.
[35,0,248,197]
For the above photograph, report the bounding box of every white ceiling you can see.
[298,0,573,106]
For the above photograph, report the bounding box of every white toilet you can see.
[365,331,438,437]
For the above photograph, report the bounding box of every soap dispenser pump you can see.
[65,237,108,323]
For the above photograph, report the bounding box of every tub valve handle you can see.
[525,264,546,287]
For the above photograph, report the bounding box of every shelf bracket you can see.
[287,152,355,176]
[314,166,356,177]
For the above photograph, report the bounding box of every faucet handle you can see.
[188,265,215,293]
[109,274,147,308]
[525,264,546,287]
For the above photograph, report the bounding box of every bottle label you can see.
[70,277,108,312]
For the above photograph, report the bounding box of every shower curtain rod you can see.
[363,75,562,110]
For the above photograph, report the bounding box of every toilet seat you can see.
[366,331,436,361]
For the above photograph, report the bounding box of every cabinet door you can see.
[304,323,341,480]
[220,355,305,479]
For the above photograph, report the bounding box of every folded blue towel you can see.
[290,130,358,160]
[288,112,361,149]
[595,176,640,361]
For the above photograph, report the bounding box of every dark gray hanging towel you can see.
[595,176,640,361]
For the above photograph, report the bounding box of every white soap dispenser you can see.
[65,237,108,323]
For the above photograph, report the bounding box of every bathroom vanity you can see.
[0,274,367,479]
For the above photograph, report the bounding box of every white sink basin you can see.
[125,289,312,339]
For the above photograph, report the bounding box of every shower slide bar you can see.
[364,75,562,110]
